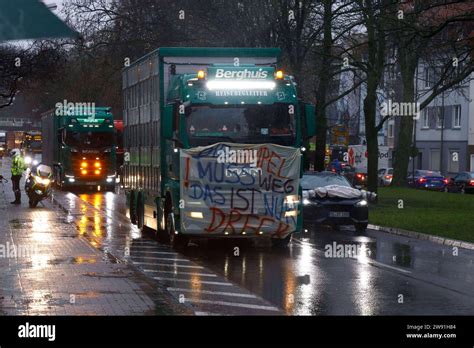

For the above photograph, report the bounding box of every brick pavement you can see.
[0,158,185,315]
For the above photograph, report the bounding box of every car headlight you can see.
[303,198,311,205]
[355,199,368,207]
[32,160,39,166]
[25,156,32,164]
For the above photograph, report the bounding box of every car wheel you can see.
[443,186,449,193]
[461,185,466,194]
[166,212,188,249]
[355,223,368,232]
[271,234,292,248]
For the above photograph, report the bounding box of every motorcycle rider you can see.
[9,149,27,205]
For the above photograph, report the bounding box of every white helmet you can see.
[36,164,52,178]
[9,149,20,157]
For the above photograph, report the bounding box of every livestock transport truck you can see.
[122,47,315,248]
[42,107,117,191]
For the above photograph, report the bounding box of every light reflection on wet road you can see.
[57,190,474,315]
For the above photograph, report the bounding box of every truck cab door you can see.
[164,104,181,180]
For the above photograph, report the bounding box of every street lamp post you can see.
[440,90,445,174]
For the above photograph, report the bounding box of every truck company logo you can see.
[216,148,258,167]
[55,100,96,117]
[215,68,268,80]
[215,90,268,97]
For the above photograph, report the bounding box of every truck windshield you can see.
[25,140,42,149]
[186,103,296,146]
[65,131,114,149]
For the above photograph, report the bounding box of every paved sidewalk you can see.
[0,158,184,315]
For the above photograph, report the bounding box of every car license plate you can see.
[329,211,350,218]
[86,182,96,185]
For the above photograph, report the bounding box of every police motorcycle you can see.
[25,164,53,208]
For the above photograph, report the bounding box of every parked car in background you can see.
[445,172,474,194]
[407,170,448,191]
[301,171,369,232]
[378,167,393,186]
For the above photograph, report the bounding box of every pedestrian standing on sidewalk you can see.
[9,149,27,205]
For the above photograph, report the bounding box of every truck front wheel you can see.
[166,212,189,249]
[271,234,292,248]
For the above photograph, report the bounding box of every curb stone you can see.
[368,224,474,251]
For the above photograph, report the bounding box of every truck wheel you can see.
[271,234,292,248]
[136,194,146,230]
[166,212,188,249]
[129,194,137,225]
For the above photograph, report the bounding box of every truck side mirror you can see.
[163,104,174,139]
[304,104,316,138]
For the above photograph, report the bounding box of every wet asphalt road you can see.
[56,190,474,315]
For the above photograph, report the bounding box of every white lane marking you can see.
[167,287,258,298]
[145,270,217,277]
[186,299,280,311]
[131,250,178,255]
[131,245,170,249]
[139,263,204,269]
[366,259,412,274]
[132,256,191,262]
[153,277,232,286]
[194,311,223,316]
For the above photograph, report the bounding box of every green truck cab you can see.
[41,106,117,191]
[122,48,315,248]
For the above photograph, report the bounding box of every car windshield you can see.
[186,103,296,146]
[301,174,352,190]
[65,131,114,149]
[387,169,393,175]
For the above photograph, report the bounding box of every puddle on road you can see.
[392,243,412,267]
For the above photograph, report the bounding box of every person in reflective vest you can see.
[9,149,27,204]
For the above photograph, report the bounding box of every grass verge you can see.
[369,187,474,243]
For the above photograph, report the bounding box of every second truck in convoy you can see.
[41,106,117,191]
[122,47,315,248]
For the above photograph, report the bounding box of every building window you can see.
[448,150,460,173]
[436,107,444,129]
[424,67,433,88]
[422,109,429,129]
[430,149,440,171]
[388,123,394,138]
[453,105,461,129]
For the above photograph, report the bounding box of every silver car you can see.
[378,167,393,186]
